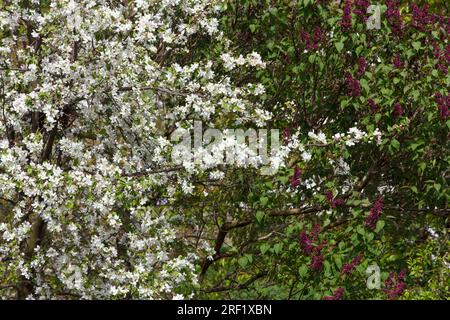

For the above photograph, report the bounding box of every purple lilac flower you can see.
[384,270,407,299]
[314,239,328,252]
[323,287,345,300]
[435,93,449,119]
[411,4,430,31]
[299,224,327,272]
[392,54,404,69]
[300,27,325,51]
[311,223,321,240]
[311,253,324,271]
[358,57,366,76]
[313,26,325,45]
[385,0,403,35]
[299,231,313,255]
[300,29,313,50]
[368,99,380,114]
[445,44,450,64]
[393,103,403,117]
[346,74,361,97]
[365,196,384,229]
[299,224,321,255]
[326,190,334,206]
[433,43,449,74]
[340,0,352,31]
[326,190,346,209]
[433,42,442,59]
[341,254,363,275]
[283,127,291,143]
[290,167,302,187]
[353,0,370,22]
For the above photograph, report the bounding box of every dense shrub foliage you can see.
[0,0,448,299]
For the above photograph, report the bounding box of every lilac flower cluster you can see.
[326,190,345,209]
[358,57,366,76]
[323,287,345,300]
[299,224,318,255]
[410,4,430,31]
[311,254,324,271]
[423,10,450,31]
[384,270,407,299]
[385,0,403,35]
[392,54,404,69]
[368,99,380,114]
[300,26,325,51]
[432,42,449,75]
[353,0,370,22]
[340,0,353,31]
[300,29,312,50]
[299,231,313,255]
[365,196,384,229]
[435,93,449,119]
[314,26,325,45]
[393,102,403,118]
[345,74,361,97]
[446,45,450,64]
[341,254,363,275]
[299,224,327,271]
[290,167,302,187]
[283,127,291,143]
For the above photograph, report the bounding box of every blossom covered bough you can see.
[0,0,449,300]
[0,0,278,299]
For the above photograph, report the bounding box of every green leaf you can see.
[278,175,289,184]
[238,256,248,268]
[375,220,385,233]
[375,113,382,123]
[260,243,270,255]
[357,225,365,235]
[335,256,342,269]
[335,42,344,53]
[324,260,331,275]
[360,79,370,94]
[273,243,283,254]
[391,139,400,150]
[256,210,265,223]
[299,265,308,277]
[260,196,269,207]
[419,162,426,172]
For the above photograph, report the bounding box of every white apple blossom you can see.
[0,0,274,299]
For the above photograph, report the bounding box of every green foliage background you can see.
[187,0,450,300]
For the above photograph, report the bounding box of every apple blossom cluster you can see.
[278,120,386,214]
[0,0,278,299]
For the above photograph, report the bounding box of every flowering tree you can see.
[197,0,449,300]
[0,0,449,300]
[0,0,274,299]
